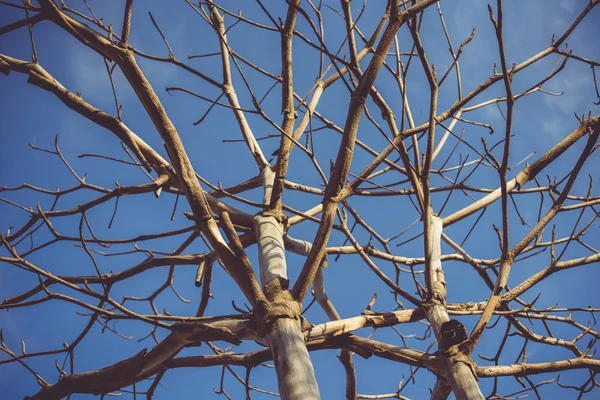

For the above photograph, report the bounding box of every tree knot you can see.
[254,278,302,332]
[258,210,288,226]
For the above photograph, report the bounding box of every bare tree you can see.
[1,0,600,399]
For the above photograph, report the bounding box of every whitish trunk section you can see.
[257,167,320,399]
[266,318,320,399]
[255,214,288,284]
[426,304,483,399]
[426,217,484,400]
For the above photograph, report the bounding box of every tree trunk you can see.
[425,216,484,400]
[425,304,484,399]
[256,167,321,399]
[266,318,320,399]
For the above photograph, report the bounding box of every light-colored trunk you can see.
[255,214,288,284]
[426,217,484,400]
[266,318,320,399]
[425,304,483,399]
[430,377,452,400]
[257,167,321,400]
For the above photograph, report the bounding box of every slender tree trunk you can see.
[425,304,484,399]
[425,216,484,400]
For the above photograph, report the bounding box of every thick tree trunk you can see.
[266,318,320,399]
[256,167,321,399]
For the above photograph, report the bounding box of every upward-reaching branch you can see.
[292,0,440,302]
[443,116,600,226]
[467,119,600,349]
[269,0,301,213]
[490,0,514,262]
[120,0,133,46]
[36,0,267,310]
[207,2,270,170]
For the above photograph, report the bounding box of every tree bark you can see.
[266,318,320,399]
[425,216,484,400]
[257,167,321,399]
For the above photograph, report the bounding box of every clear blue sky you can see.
[1,1,599,399]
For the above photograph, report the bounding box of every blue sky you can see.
[1,0,600,399]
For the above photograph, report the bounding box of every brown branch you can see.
[269,0,301,213]
[467,119,600,350]
[120,0,134,45]
[206,2,269,170]
[443,116,600,226]
[292,0,440,302]
[477,358,600,378]
[0,10,45,36]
